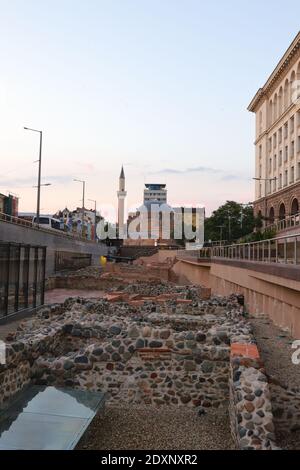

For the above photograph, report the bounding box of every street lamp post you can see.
[225,212,232,242]
[24,127,43,225]
[88,198,97,241]
[73,179,86,236]
[216,225,225,246]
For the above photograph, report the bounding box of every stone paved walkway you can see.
[45,288,105,304]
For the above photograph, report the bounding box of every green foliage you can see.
[238,228,277,243]
[204,201,255,243]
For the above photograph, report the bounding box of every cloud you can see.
[148,165,251,182]
[0,174,72,188]
[186,166,223,174]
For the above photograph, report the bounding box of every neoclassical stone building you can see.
[248,31,300,229]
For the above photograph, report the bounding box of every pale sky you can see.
[1,0,299,217]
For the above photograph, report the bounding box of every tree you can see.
[204,201,255,243]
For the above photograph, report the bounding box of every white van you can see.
[32,216,62,231]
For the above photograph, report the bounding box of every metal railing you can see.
[0,212,33,228]
[265,212,300,232]
[0,212,97,244]
[0,242,46,319]
[177,232,300,265]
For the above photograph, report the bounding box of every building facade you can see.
[248,32,300,229]
[0,192,19,217]
[143,184,167,205]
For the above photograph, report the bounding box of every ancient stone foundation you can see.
[229,344,277,450]
[0,278,280,450]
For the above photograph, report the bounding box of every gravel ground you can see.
[275,430,300,450]
[77,404,235,450]
[250,317,300,389]
[250,317,300,450]
[0,318,30,341]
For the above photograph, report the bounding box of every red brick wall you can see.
[254,182,300,220]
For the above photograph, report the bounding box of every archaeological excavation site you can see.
[1,254,300,451]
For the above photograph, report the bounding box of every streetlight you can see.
[73,179,86,236]
[88,198,97,241]
[240,202,252,229]
[216,225,225,246]
[24,126,43,225]
[225,210,232,242]
[253,177,277,225]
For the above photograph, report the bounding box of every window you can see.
[269,158,272,173]
[279,173,282,189]
[291,115,295,133]
[51,219,61,230]
[268,138,272,152]
[279,127,282,143]
[279,150,282,166]
[291,141,294,158]
[291,166,295,184]
[284,145,288,162]
[259,145,262,158]
[259,164,262,178]
[273,155,277,171]
[284,122,288,139]
[34,216,50,225]
[273,133,277,148]
[259,183,262,198]
[284,170,288,186]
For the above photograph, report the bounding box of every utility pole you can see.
[217,225,225,246]
[24,127,43,225]
[88,198,97,241]
[74,179,86,237]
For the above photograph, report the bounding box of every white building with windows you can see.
[143,183,167,205]
[248,31,300,230]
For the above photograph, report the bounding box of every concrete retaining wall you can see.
[0,220,108,276]
[172,259,300,338]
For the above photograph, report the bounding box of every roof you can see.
[248,31,300,112]
[144,184,166,190]
[120,165,125,179]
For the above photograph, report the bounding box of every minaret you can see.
[117,165,127,238]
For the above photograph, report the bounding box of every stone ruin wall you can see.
[1,274,296,450]
[269,384,300,434]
